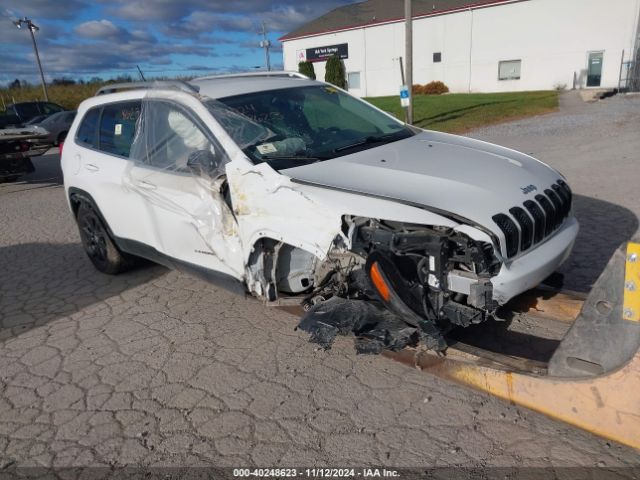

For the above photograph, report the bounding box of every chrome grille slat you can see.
[523,200,545,244]
[544,189,563,229]
[492,180,573,258]
[509,206,533,251]
[552,184,570,217]
[535,193,556,236]
[492,213,519,258]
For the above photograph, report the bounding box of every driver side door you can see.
[127,99,244,281]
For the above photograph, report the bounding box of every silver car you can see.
[31,110,76,146]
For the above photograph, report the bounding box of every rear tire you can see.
[76,203,133,274]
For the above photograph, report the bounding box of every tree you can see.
[324,54,346,89]
[9,79,21,89]
[52,77,76,86]
[298,61,316,80]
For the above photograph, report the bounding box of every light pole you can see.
[404,0,413,124]
[259,22,272,72]
[14,17,49,101]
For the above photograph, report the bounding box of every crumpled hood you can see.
[282,130,564,235]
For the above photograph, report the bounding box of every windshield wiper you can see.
[257,154,328,171]
[333,131,410,153]
[261,154,329,161]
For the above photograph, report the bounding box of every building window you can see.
[433,52,442,63]
[498,60,521,80]
[347,72,361,90]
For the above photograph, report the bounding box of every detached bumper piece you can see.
[297,296,420,355]
[297,251,448,354]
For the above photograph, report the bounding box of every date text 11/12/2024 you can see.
[233,468,400,477]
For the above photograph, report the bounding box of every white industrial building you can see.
[280,0,640,97]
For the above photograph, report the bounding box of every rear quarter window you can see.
[75,108,101,147]
[99,101,141,157]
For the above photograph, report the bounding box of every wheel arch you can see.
[68,187,116,238]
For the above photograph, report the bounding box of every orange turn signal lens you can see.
[370,261,391,302]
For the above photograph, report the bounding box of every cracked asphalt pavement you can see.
[1,92,639,470]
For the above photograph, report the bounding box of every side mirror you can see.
[186,149,218,176]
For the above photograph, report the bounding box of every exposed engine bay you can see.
[247,216,501,354]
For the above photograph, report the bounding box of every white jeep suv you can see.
[62,73,578,353]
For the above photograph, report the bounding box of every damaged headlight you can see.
[297,216,501,354]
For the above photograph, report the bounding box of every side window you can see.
[16,103,40,119]
[99,101,141,157]
[75,108,101,147]
[41,103,65,115]
[130,101,214,172]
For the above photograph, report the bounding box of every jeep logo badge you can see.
[521,184,537,194]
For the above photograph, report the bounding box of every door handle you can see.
[84,163,99,172]
[138,180,157,190]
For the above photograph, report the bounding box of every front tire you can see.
[76,203,132,274]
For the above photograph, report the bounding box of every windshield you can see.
[205,85,413,170]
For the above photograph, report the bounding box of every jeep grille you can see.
[492,180,572,258]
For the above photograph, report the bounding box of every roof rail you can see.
[95,80,200,96]
[193,71,310,82]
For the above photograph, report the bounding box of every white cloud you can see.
[2,0,86,20]
[74,19,125,39]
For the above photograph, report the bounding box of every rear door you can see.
[72,100,157,249]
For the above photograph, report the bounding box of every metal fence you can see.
[622,25,640,92]
[620,56,640,92]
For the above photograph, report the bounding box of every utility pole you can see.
[136,65,146,82]
[14,17,48,101]
[404,0,413,124]
[259,22,272,72]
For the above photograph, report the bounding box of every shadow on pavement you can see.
[562,193,639,292]
[0,151,63,194]
[0,242,165,338]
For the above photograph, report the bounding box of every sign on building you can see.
[300,43,349,63]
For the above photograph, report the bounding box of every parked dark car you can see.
[30,110,77,145]
[5,101,66,124]
[0,114,23,129]
[24,114,48,126]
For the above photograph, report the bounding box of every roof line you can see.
[193,71,309,81]
[279,0,523,42]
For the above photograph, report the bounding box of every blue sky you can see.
[1,0,357,83]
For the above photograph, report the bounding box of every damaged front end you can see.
[288,216,501,354]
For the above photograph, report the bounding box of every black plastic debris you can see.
[296,297,419,354]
